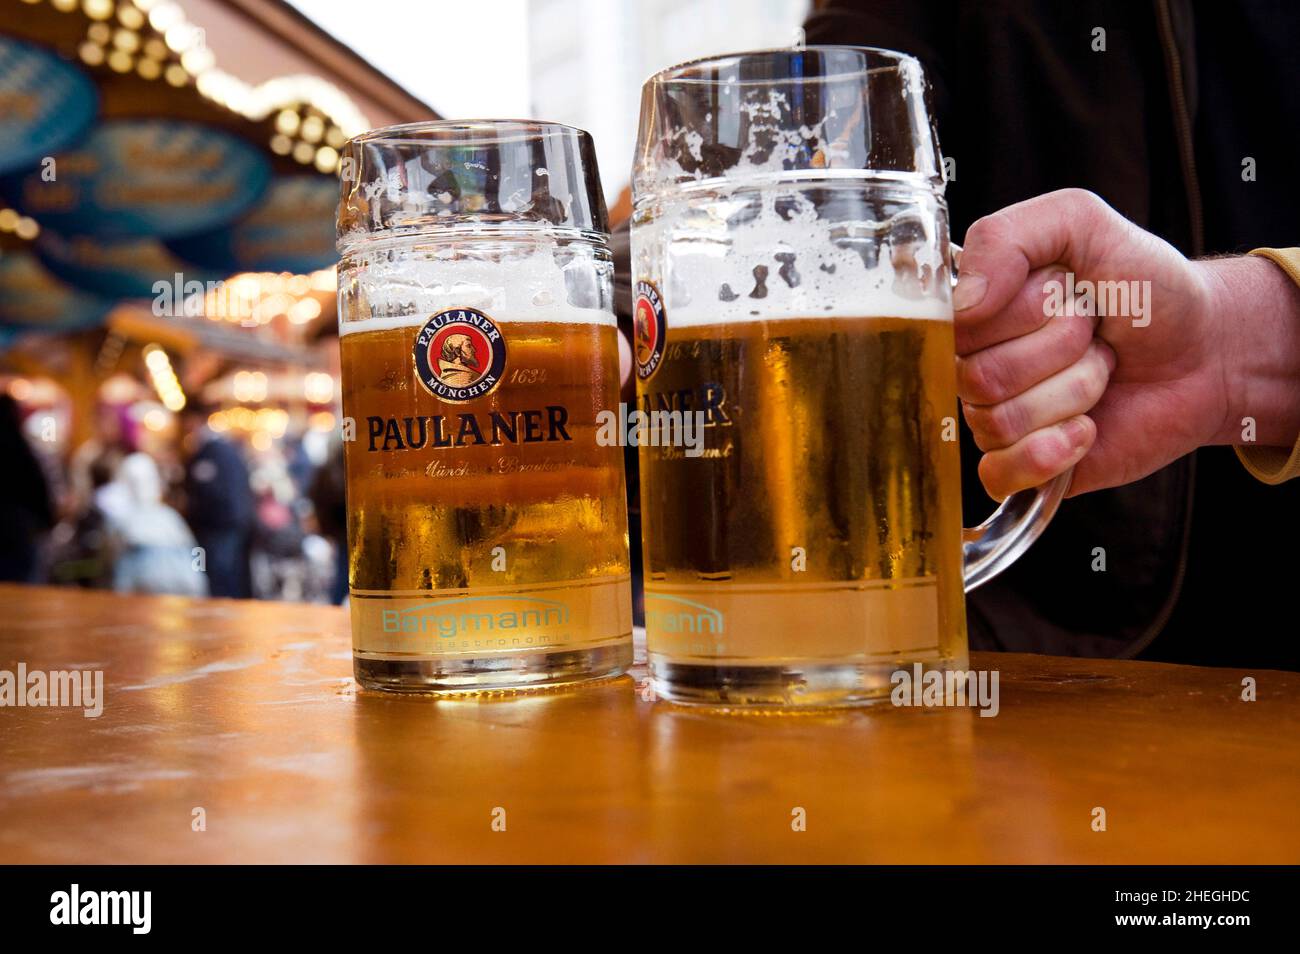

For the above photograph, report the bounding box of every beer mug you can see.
[630,48,1069,706]
[337,121,632,691]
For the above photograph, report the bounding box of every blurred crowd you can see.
[0,393,348,604]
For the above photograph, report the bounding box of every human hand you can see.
[953,189,1300,498]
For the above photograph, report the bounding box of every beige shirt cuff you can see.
[1235,248,1300,483]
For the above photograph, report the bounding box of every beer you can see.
[637,314,966,700]
[337,120,632,690]
[343,311,631,686]
[341,313,632,689]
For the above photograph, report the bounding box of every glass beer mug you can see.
[337,121,632,691]
[630,48,1069,707]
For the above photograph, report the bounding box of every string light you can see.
[303,373,334,404]
[79,41,105,66]
[0,208,40,240]
[142,344,186,411]
[83,0,114,20]
[70,0,374,160]
[118,4,145,29]
[107,49,134,73]
[112,28,139,52]
[313,146,339,174]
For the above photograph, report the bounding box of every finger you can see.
[952,188,1111,325]
[956,263,1066,356]
[957,304,1096,403]
[617,327,633,387]
[962,340,1116,450]
[978,415,1096,501]
[955,265,1065,355]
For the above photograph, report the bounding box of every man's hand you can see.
[953,188,1300,499]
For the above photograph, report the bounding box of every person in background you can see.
[0,394,55,582]
[249,447,309,600]
[308,437,349,605]
[793,0,1300,670]
[104,452,208,597]
[182,404,255,599]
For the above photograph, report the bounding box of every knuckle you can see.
[1060,187,1106,215]
[987,399,1024,445]
[964,211,1010,250]
[1079,347,1112,401]
[1059,314,1095,355]
[962,403,994,451]
[958,353,1009,404]
[1073,189,1115,233]
[977,454,1011,501]
[1068,364,1100,407]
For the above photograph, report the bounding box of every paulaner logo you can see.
[384,595,571,638]
[413,307,508,402]
[366,407,571,451]
[50,884,151,934]
[633,279,667,380]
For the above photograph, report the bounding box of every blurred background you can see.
[0,0,809,603]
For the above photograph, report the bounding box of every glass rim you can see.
[338,117,609,245]
[343,118,594,150]
[642,45,921,89]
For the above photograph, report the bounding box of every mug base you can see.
[354,641,633,693]
[650,653,971,709]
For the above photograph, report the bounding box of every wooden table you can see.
[0,584,1296,864]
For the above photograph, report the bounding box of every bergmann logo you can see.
[383,595,571,639]
[643,594,724,634]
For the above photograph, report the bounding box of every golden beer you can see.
[637,315,966,701]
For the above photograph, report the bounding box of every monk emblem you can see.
[436,333,482,387]
[413,307,508,402]
[633,279,666,380]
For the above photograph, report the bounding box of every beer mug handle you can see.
[950,243,1073,592]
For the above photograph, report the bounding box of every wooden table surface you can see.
[0,583,1296,864]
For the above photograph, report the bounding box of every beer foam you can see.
[635,193,952,328]
[339,241,615,336]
